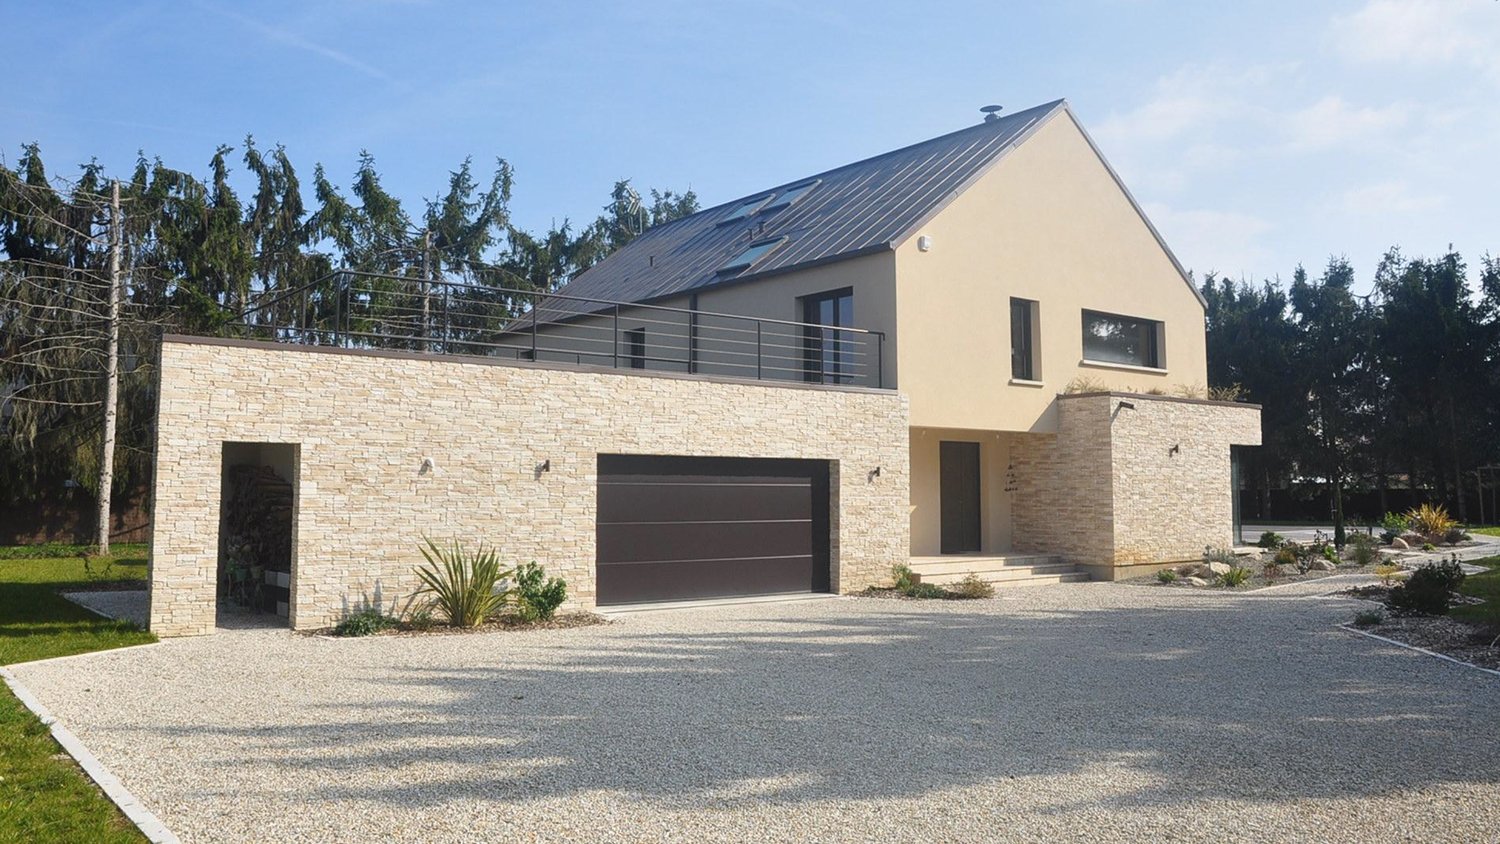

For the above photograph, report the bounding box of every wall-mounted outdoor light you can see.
[1118,401,1136,411]
[419,457,436,475]
[917,235,933,252]
[537,459,551,474]
[868,466,882,483]
[1169,444,1181,456]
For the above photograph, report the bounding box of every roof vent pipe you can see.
[981,104,1003,123]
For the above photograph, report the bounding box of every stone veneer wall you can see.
[1011,393,1262,579]
[148,337,910,636]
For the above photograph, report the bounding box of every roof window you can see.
[718,237,787,273]
[764,180,820,210]
[719,196,772,224]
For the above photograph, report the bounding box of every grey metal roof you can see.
[543,99,1069,316]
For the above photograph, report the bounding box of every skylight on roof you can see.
[719,237,787,273]
[764,180,820,210]
[720,196,772,224]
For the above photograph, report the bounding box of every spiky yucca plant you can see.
[413,538,512,627]
[1403,503,1458,539]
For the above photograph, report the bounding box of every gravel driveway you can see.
[12,580,1500,843]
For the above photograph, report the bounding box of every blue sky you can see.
[5,0,1496,287]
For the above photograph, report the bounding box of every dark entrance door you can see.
[596,455,830,605]
[939,441,981,554]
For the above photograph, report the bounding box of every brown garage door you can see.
[596,454,831,605]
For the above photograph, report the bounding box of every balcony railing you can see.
[232,271,887,389]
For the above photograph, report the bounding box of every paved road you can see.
[13,579,1500,843]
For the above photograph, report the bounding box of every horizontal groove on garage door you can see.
[596,454,830,605]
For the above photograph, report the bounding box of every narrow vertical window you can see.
[1010,298,1036,381]
[625,328,646,369]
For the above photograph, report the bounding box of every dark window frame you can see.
[1081,309,1163,369]
[624,327,646,369]
[1010,297,1037,381]
[799,287,855,384]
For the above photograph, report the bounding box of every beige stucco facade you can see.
[148,337,910,636]
[521,108,1241,568]
[892,110,1207,433]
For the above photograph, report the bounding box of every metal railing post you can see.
[613,304,620,369]
[877,332,884,389]
[530,291,539,361]
[756,321,763,380]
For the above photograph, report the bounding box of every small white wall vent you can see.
[917,235,933,252]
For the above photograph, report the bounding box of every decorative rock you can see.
[1181,576,1210,587]
[1308,559,1337,572]
[1206,561,1232,576]
[1391,537,1409,550]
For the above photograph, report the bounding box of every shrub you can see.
[1352,609,1384,628]
[1207,384,1246,402]
[1257,531,1284,549]
[1203,546,1238,566]
[1374,563,1405,585]
[334,607,397,637]
[1217,566,1251,587]
[1404,503,1458,538]
[1156,569,1178,584]
[1421,542,1436,552]
[891,563,916,592]
[413,537,512,627]
[1262,559,1283,582]
[1321,545,1339,563]
[1379,512,1409,544]
[1273,545,1298,569]
[1061,376,1109,394]
[1385,559,1466,617]
[404,602,437,631]
[947,574,995,599]
[905,582,948,599]
[1349,533,1378,566]
[1443,527,1470,545]
[513,561,568,622]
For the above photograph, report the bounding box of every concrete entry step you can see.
[908,554,1090,587]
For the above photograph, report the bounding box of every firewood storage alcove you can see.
[218,442,298,626]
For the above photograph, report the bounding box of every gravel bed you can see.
[1352,614,1500,671]
[12,583,1500,843]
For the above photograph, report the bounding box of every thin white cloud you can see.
[1333,0,1500,82]
[196,2,395,83]
[1335,180,1445,215]
[1281,95,1408,153]
[1142,202,1275,280]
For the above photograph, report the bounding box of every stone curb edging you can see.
[1337,624,1500,679]
[0,666,180,844]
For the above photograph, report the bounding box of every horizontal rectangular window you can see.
[1082,309,1162,369]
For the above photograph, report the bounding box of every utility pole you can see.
[96,180,122,555]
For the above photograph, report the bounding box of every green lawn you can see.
[1471,526,1500,538]
[1452,555,1500,626]
[0,543,156,844]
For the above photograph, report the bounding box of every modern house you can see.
[147,99,1260,636]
